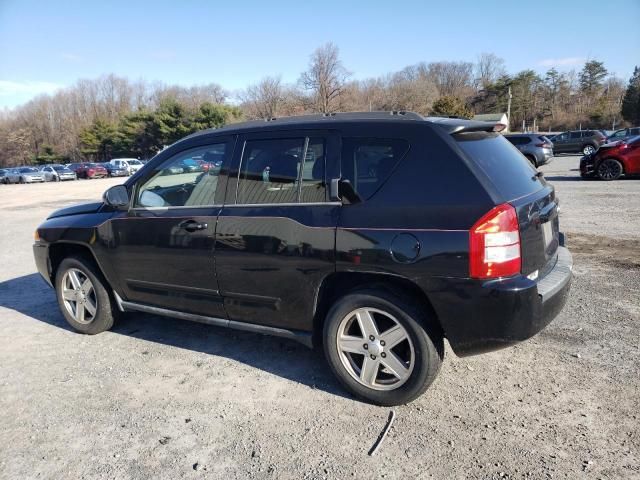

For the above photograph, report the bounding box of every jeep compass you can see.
[33,112,573,405]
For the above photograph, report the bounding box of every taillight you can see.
[469,203,521,279]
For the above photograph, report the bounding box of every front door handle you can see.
[179,220,208,232]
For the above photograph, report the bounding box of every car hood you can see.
[47,201,104,219]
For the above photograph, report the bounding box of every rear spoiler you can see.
[425,116,506,134]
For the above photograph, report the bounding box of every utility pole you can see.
[507,86,512,131]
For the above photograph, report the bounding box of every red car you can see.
[75,162,108,179]
[580,135,640,180]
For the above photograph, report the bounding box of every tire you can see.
[525,155,538,168]
[55,175,60,182]
[323,288,443,406]
[582,144,596,155]
[597,158,623,181]
[55,256,119,334]
[19,177,24,184]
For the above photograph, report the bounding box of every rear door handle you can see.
[179,220,208,232]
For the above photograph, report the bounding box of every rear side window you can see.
[341,138,410,200]
[455,132,543,201]
[570,132,582,139]
[236,137,326,205]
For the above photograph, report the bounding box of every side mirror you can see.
[103,185,130,209]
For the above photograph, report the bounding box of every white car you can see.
[109,158,144,175]
[41,164,77,182]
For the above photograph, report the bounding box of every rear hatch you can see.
[455,132,560,278]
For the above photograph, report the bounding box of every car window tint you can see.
[237,138,305,204]
[136,143,226,208]
[455,132,543,201]
[570,132,582,139]
[299,138,326,203]
[631,128,640,135]
[341,138,410,200]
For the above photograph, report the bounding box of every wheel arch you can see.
[48,242,112,288]
[312,271,444,348]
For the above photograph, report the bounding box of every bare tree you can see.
[427,61,475,98]
[300,42,350,113]
[240,76,285,119]
[475,53,506,89]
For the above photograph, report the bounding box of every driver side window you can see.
[135,143,227,208]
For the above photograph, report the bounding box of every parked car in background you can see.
[41,164,77,182]
[109,158,144,175]
[102,162,129,177]
[607,127,640,142]
[66,163,85,175]
[17,166,45,183]
[552,130,607,155]
[2,168,20,184]
[580,135,640,180]
[76,163,108,179]
[504,134,554,167]
[33,112,573,406]
[0,169,8,184]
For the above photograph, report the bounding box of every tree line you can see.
[1,43,639,167]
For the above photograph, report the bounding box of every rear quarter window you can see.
[455,132,544,201]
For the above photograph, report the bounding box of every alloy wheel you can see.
[61,268,98,324]
[336,307,414,391]
[583,145,595,155]
[597,159,622,180]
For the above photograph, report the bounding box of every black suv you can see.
[552,130,607,155]
[33,112,573,405]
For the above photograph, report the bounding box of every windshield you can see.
[53,165,66,171]
[129,160,142,165]
[455,132,544,201]
[20,167,39,173]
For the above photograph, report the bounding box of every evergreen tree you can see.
[621,66,640,125]
[430,96,473,118]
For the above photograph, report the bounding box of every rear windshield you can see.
[455,132,544,201]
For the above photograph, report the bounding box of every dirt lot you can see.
[1,157,639,480]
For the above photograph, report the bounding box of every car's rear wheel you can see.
[597,158,623,181]
[582,144,596,155]
[323,289,443,406]
[525,155,538,168]
[55,256,119,334]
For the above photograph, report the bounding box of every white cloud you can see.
[538,57,585,68]
[0,80,62,97]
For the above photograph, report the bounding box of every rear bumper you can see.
[426,246,573,357]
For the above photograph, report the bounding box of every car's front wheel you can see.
[597,158,623,181]
[55,256,119,334]
[323,289,443,406]
[582,144,596,155]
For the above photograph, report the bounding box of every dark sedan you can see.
[101,163,129,177]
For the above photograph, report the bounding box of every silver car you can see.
[504,134,554,168]
[41,164,77,182]
[16,166,45,183]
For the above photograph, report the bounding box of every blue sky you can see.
[1,0,639,109]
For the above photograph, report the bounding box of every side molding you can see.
[119,300,313,348]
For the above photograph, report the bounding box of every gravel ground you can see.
[0,158,638,479]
